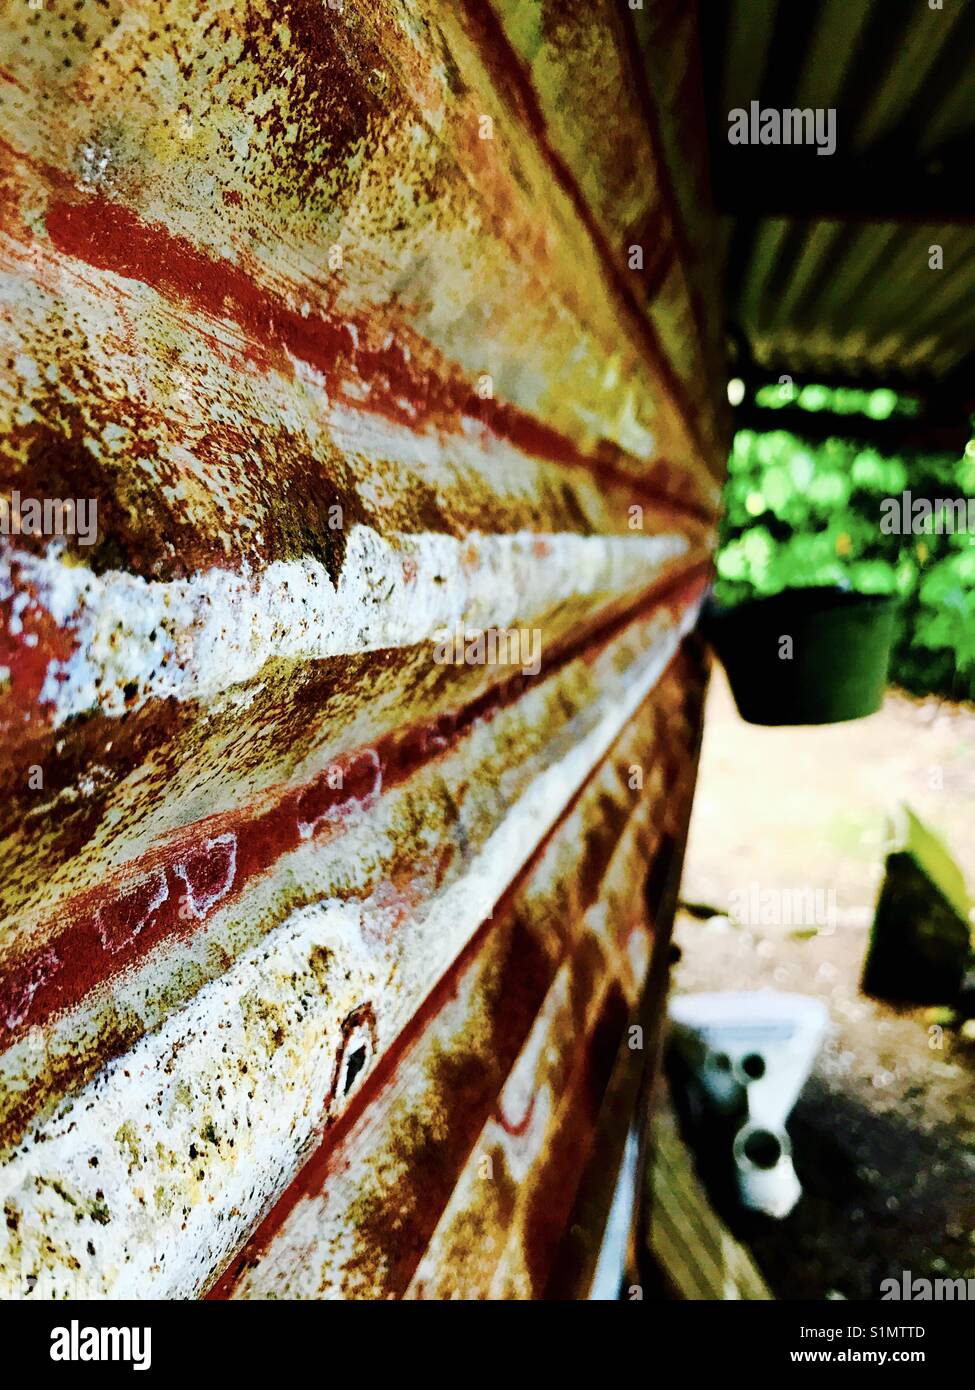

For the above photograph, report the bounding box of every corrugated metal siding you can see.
[0,0,721,1299]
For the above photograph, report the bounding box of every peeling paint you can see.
[0,0,721,1299]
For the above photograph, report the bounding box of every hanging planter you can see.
[704,587,899,726]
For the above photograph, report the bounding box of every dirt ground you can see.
[671,667,975,1301]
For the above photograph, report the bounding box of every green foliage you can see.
[715,427,975,701]
[751,382,920,419]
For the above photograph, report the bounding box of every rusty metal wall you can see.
[0,0,722,1299]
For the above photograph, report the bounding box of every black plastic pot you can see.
[704,587,899,726]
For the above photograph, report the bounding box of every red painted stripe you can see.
[0,127,718,525]
[513,985,629,1295]
[35,186,712,520]
[206,668,674,1299]
[0,563,708,1050]
[498,1091,537,1138]
[462,0,712,466]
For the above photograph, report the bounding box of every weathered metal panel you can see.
[0,0,721,1298]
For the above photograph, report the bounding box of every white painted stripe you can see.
[2,526,691,725]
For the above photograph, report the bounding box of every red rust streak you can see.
[204,904,500,1299]
[462,0,711,466]
[42,191,712,520]
[498,1091,536,1138]
[0,68,27,93]
[205,666,673,1299]
[0,584,77,732]
[0,564,709,1051]
[617,2,718,391]
[518,985,628,1293]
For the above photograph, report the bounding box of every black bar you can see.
[0,1297,969,1372]
[711,153,975,225]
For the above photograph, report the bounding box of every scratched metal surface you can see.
[0,0,722,1298]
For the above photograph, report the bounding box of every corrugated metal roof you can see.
[703,0,975,390]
